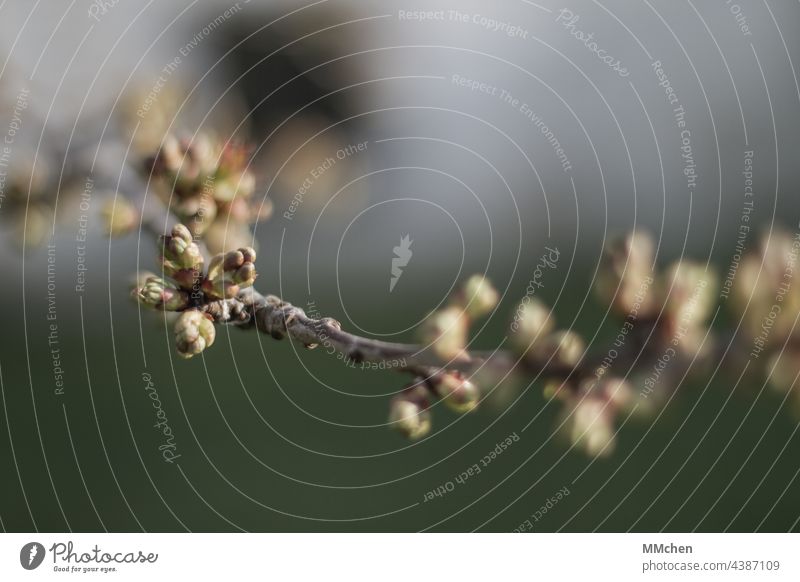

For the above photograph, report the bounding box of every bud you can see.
[767,347,800,394]
[510,298,554,352]
[419,306,468,361]
[202,247,258,299]
[171,193,218,236]
[587,377,634,412]
[662,260,716,329]
[388,385,431,440]
[595,231,656,317]
[174,309,216,359]
[431,372,480,413]
[457,274,499,319]
[101,196,139,237]
[158,224,204,290]
[214,171,256,203]
[535,331,585,368]
[134,276,190,311]
[562,396,615,457]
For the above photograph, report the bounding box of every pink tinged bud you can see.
[203,247,259,300]
[159,223,203,271]
[174,310,216,359]
[432,373,480,413]
[135,277,189,311]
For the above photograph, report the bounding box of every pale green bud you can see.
[134,276,190,311]
[174,309,216,359]
[388,385,432,440]
[510,298,554,352]
[562,396,615,457]
[431,372,480,413]
[202,247,258,299]
[101,196,139,237]
[458,274,499,319]
[419,305,468,361]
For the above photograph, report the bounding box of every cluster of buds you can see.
[142,133,271,254]
[388,371,481,440]
[504,234,720,457]
[418,274,499,361]
[389,275,497,439]
[595,231,717,356]
[132,224,259,358]
[731,229,800,404]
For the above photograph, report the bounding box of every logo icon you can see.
[389,234,413,292]
[20,542,45,570]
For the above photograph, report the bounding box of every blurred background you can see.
[1,0,799,532]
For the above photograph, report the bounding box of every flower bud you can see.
[595,231,657,317]
[662,260,716,330]
[134,276,190,311]
[561,396,615,457]
[431,372,479,413]
[159,224,204,290]
[160,223,203,270]
[767,347,800,394]
[202,247,258,299]
[457,274,499,319]
[510,298,554,352]
[101,196,139,237]
[535,330,585,368]
[174,309,216,359]
[388,385,431,440]
[419,305,468,361]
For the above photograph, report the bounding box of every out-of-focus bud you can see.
[431,372,480,413]
[734,231,800,340]
[202,247,258,299]
[151,134,219,185]
[587,377,634,412]
[456,274,499,319]
[134,276,190,311]
[388,384,431,440]
[151,134,183,176]
[159,224,204,289]
[214,171,256,203]
[101,196,139,237]
[172,193,218,236]
[509,298,554,352]
[174,309,216,359]
[12,204,51,249]
[203,219,254,255]
[767,347,800,393]
[543,379,570,401]
[662,260,717,330]
[419,305,469,361]
[534,330,585,368]
[595,231,657,317]
[561,396,615,457]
